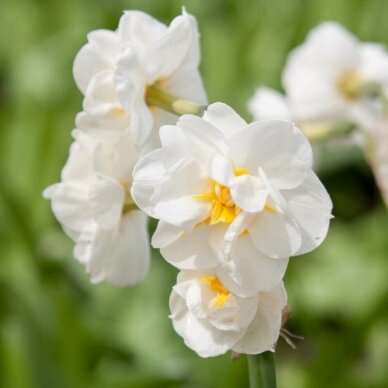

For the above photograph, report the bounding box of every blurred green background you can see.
[1,0,387,387]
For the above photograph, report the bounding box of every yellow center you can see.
[201,276,231,308]
[192,168,248,225]
[337,70,364,101]
[193,167,277,225]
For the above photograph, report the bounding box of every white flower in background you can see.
[73,9,207,146]
[132,102,333,266]
[283,22,388,124]
[248,87,292,121]
[170,270,287,357]
[364,117,388,205]
[43,130,150,286]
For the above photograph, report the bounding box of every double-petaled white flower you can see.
[73,9,207,146]
[132,102,332,274]
[44,129,150,286]
[283,22,388,124]
[170,270,287,357]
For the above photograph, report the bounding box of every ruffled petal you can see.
[158,224,219,269]
[73,29,120,94]
[217,234,289,297]
[282,171,333,255]
[248,209,302,258]
[203,102,247,137]
[232,283,287,354]
[229,120,312,190]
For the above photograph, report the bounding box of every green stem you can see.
[247,353,277,388]
[258,352,277,388]
[247,355,259,388]
[145,84,206,116]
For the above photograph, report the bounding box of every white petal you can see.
[360,43,388,84]
[169,291,243,358]
[177,114,230,160]
[151,221,182,248]
[141,12,193,81]
[151,160,211,230]
[118,11,167,48]
[217,234,289,297]
[131,149,165,217]
[282,171,333,255]
[60,141,92,182]
[248,209,302,258]
[203,102,247,137]
[209,154,234,186]
[229,120,312,190]
[75,211,150,286]
[44,182,91,234]
[73,30,119,94]
[154,196,210,232]
[229,174,268,212]
[164,67,207,105]
[248,87,292,121]
[159,225,219,270]
[232,283,287,354]
[89,175,125,230]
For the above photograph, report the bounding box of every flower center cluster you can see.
[337,70,364,101]
[193,168,248,225]
[201,276,231,308]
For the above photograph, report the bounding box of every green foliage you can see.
[0,0,387,387]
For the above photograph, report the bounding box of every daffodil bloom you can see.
[132,102,333,266]
[283,22,388,124]
[73,9,207,146]
[170,270,287,357]
[43,130,150,286]
[248,87,292,122]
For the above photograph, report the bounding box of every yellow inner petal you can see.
[201,276,231,308]
[337,70,364,101]
[193,167,278,226]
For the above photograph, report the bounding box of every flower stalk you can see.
[248,353,277,388]
[146,84,206,116]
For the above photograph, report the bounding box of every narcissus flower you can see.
[283,22,388,124]
[248,87,292,122]
[132,102,333,264]
[43,130,150,286]
[170,270,287,357]
[73,9,207,146]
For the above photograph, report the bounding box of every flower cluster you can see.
[131,101,332,356]
[44,10,206,285]
[248,22,388,205]
[45,10,334,358]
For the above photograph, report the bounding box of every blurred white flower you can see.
[170,270,287,357]
[73,9,207,146]
[283,22,388,124]
[43,130,150,286]
[364,117,388,205]
[132,102,333,262]
[248,87,292,121]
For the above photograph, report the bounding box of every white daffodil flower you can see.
[170,270,287,357]
[132,102,333,264]
[73,9,207,146]
[364,117,388,205]
[248,87,292,121]
[282,22,388,124]
[43,130,150,286]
